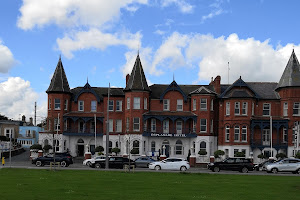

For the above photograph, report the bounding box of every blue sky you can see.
[1,0,300,122]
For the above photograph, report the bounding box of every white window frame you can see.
[176,120,183,134]
[193,99,196,111]
[177,99,183,111]
[211,99,214,111]
[283,128,288,143]
[78,100,84,111]
[116,119,122,132]
[234,126,240,142]
[293,102,300,116]
[151,119,156,132]
[144,98,147,110]
[225,126,230,142]
[163,99,170,111]
[64,99,68,111]
[163,119,169,133]
[109,119,113,132]
[127,97,130,110]
[193,120,196,132]
[133,97,140,109]
[54,98,61,110]
[116,100,122,111]
[200,119,207,133]
[133,118,140,131]
[226,102,230,116]
[242,102,248,115]
[241,126,247,142]
[263,103,271,116]
[91,100,97,112]
[283,102,288,116]
[108,100,114,111]
[252,102,255,116]
[210,119,213,133]
[200,99,207,110]
[126,117,129,132]
[234,102,240,115]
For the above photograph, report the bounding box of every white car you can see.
[266,158,300,174]
[149,158,190,171]
[83,156,106,166]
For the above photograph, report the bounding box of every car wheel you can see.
[241,167,248,173]
[295,169,300,174]
[95,163,101,169]
[155,165,161,171]
[271,168,278,174]
[147,163,150,168]
[35,161,42,167]
[86,161,91,166]
[213,166,220,172]
[60,161,67,167]
[180,166,187,171]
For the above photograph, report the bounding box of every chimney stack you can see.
[30,117,33,125]
[22,115,26,122]
[126,74,130,86]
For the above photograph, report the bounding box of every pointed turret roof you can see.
[124,54,150,91]
[46,57,70,93]
[276,50,300,90]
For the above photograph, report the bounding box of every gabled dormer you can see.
[46,56,70,94]
[219,76,260,99]
[160,80,187,102]
[276,50,300,91]
[124,54,150,92]
[74,80,102,103]
[190,86,217,95]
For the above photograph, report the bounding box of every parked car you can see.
[207,157,254,173]
[266,158,300,174]
[135,156,156,168]
[90,156,135,169]
[32,153,73,167]
[254,159,277,171]
[148,158,190,171]
[83,156,106,166]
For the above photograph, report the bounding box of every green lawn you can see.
[0,169,299,200]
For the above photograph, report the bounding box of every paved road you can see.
[1,150,299,176]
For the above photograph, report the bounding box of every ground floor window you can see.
[175,140,183,155]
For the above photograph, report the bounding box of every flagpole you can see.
[94,114,97,153]
[270,116,273,158]
[105,83,110,169]
[297,121,299,155]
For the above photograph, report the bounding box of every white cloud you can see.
[0,77,47,123]
[161,0,194,13]
[0,40,16,73]
[17,0,148,30]
[201,9,224,23]
[154,30,165,35]
[57,28,142,58]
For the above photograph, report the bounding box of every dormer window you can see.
[263,103,270,116]
[200,99,207,110]
[134,97,140,109]
[293,102,300,116]
[91,101,97,112]
[54,99,60,110]
[78,101,84,111]
[163,99,170,111]
[109,100,114,111]
[116,100,122,111]
[177,99,183,111]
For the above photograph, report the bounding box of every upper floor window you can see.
[133,117,140,131]
[283,102,288,116]
[127,97,130,110]
[200,119,207,133]
[163,119,169,133]
[144,98,147,110]
[242,102,248,115]
[109,119,113,132]
[116,100,122,111]
[252,102,255,116]
[116,119,122,132]
[241,126,247,142]
[225,126,230,142]
[211,99,214,111]
[263,103,270,116]
[210,119,213,133]
[151,118,156,132]
[163,99,170,111]
[54,99,61,110]
[48,99,51,110]
[91,101,97,112]
[64,100,68,110]
[234,102,240,115]
[78,101,84,111]
[176,120,183,134]
[226,102,230,115]
[108,100,114,111]
[54,118,60,131]
[293,102,300,116]
[193,99,196,111]
[234,126,240,142]
[177,99,183,111]
[200,99,207,110]
[126,117,129,132]
[283,128,288,143]
[133,97,140,109]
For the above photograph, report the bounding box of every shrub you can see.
[43,145,52,152]
[258,153,267,159]
[235,152,245,157]
[295,152,300,159]
[276,153,287,159]
[198,150,207,156]
[111,147,120,155]
[214,150,225,158]
[130,148,139,154]
[97,152,104,155]
[30,144,42,150]
[95,146,104,153]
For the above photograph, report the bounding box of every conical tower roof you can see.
[276,50,300,90]
[124,54,150,91]
[46,57,70,93]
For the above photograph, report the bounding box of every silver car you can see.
[266,158,300,174]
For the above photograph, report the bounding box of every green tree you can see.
[95,146,104,153]
[198,150,207,156]
[276,153,287,159]
[30,144,42,150]
[111,147,120,155]
[43,145,52,153]
[214,150,225,158]
[258,153,267,159]
[130,148,139,154]
[235,152,245,157]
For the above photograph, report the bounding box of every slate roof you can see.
[46,57,70,93]
[70,87,124,101]
[124,54,150,91]
[276,50,300,90]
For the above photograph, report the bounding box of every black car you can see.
[32,153,73,167]
[90,156,135,169]
[207,157,254,173]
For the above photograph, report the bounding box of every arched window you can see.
[44,139,49,146]
[133,140,139,150]
[175,140,183,155]
[200,141,206,151]
[77,138,84,143]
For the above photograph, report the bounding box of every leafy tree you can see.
[235,152,245,157]
[257,153,267,159]
[95,146,104,153]
[276,153,287,159]
[130,148,139,154]
[111,147,120,155]
[0,114,8,120]
[43,145,52,152]
[214,150,225,158]
[198,150,207,156]
[30,144,42,150]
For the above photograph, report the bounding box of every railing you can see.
[251,139,288,147]
[63,128,103,134]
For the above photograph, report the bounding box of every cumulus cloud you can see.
[0,40,16,73]
[17,0,148,30]
[0,77,47,123]
[57,28,142,58]
[161,0,194,13]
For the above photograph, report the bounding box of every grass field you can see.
[0,168,299,200]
